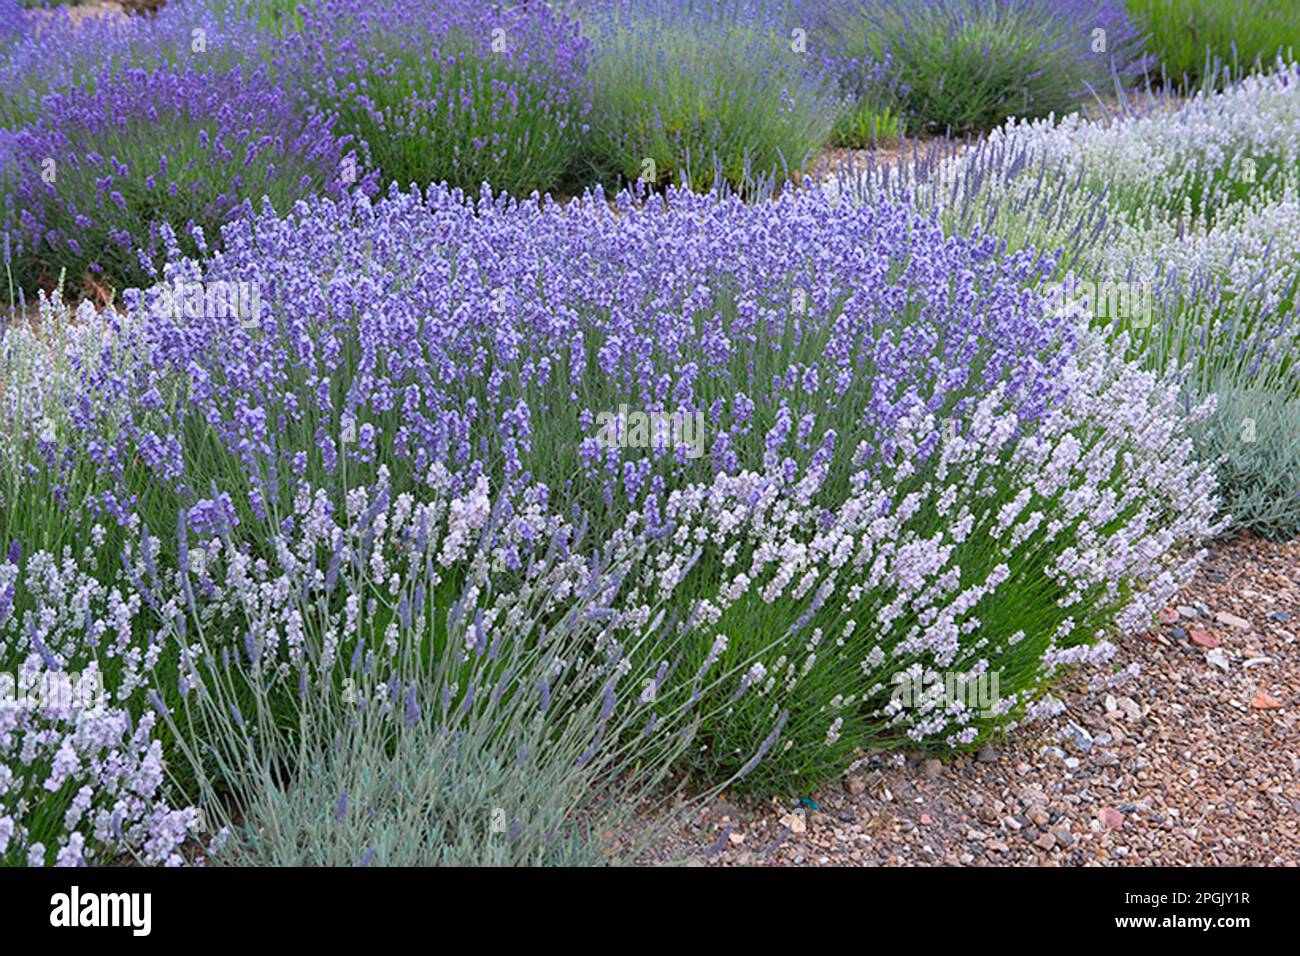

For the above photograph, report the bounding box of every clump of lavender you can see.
[576,0,842,189]
[67,183,1083,528]
[1189,379,1300,541]
[7,174,1220,798]
[0,523,199,866]
[835,64,1300,540]
[1128,0,1300,88]
[0,1,26,48]
[2,62,365,294]
[637,327,1220,789]
[809,0,1146,132]
[283,0,591,196]
[150,479,768,865]
[0,0,270,130]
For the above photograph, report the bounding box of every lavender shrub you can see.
[152,488,765,865]
[0,0,270,129]
[283,0,591,196]
[575,0,841,188]
[838,65,1300,537]
[1,63,365,293]
[0,179,1221,804]
[809,0,1146,133]
[0,1,26,47]
[0,308,768,861]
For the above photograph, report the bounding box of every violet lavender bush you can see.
[282,0,592,196]
[0,0,270,130]
[1,63,364,293]
[0,2,25,47]
[0,0,590,297]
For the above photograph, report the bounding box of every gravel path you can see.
[30,1,127,27]
[652,533,1298,867]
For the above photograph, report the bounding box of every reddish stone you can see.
[1099,808,1125,829]
[1251,689,1281,710]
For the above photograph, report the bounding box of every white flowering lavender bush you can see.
[630,330,1219,789]
[843,63,1300,537]
[849,65,1299,341]
[149,472,775,865]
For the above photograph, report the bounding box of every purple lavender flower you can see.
[57,177,1072,531]
[0,0,27,46]
[404,684,421,726]
[737,710,789,779]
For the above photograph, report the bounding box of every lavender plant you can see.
[811,0,1144,133]
[838,65,1300,538]
[575,0,841,188]
[152,488,770,865]
[282,0,591,196]
[1,1,26,46]
[0,172,1221,802]
[1126,0,1298,87]
[0,0,271,130]
[1,63,363,294]
[907,65,1300,396]
[1189,380,1300,540]
[0,298,786,861]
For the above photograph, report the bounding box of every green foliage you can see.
[302,20,587,197]
[818,0,1142,134]
[830,98,904,148]
[1190,380,1300,540]
[167,642,686,865]
[578,6,841,190]
[1126,0,1300,86]
[208,0,306,32]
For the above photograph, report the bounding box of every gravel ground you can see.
[30,1,127,27]
[650,533,1298,867]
